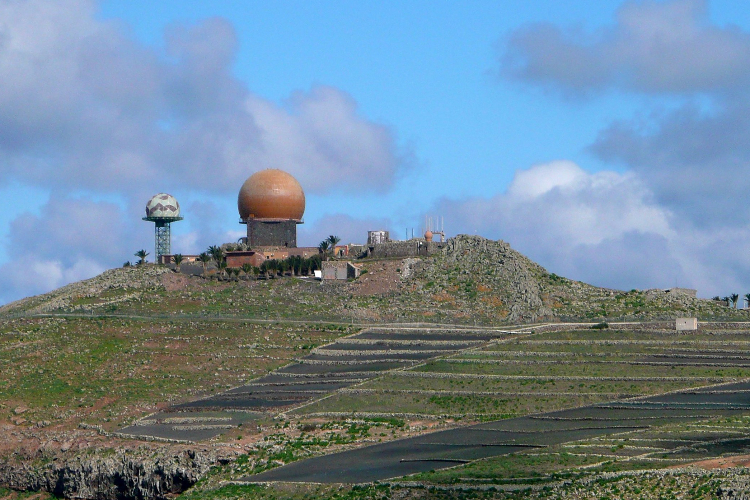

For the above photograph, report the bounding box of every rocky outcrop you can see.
[0,446,228,500]
[408,235,554,322]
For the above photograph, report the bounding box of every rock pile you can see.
[0,266,171,315]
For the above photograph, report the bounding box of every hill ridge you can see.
[0,235,743,323]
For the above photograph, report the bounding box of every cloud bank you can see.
[503,0,750,95]
[0,0,406,304]
[473,0,750,297]
[0,0,403,195]
[435,160,750,297]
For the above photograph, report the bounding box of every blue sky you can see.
[2,0,750,303]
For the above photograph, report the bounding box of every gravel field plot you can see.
[275,360,411,375]
[413,359,750,378]
[317,342,480,352]
[119,410,259,442]
[123,326,501,441]
[356,329,507,341]
[302,352,437,362]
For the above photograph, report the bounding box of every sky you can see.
[2,0,750,304]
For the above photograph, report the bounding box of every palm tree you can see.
[723,296,731,307]
[731,293,740,309]
[318,240,330,261]
[292,255,302,276]
[327,235,341,257]
[241,263,254,279]
[309,255,322,272]
[217,260,228,279]
[134,249,149,265]
[208,245,224,264]
[197,252,211,277]
[123,261,132,267]
[172,254,184,273]
[745,293,750,309]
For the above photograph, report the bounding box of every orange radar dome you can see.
[424,230,434,242]
[238,169,305,221]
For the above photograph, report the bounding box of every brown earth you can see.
[348,260,403,296]
[677,454,750,469]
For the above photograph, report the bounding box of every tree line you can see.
[125,235,342,279]
[712,293,750,309]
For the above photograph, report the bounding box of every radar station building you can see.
[143,193,183,261]
[238,169,305,248]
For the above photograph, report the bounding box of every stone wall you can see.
[365,240,446,258]
[245,219,298,247]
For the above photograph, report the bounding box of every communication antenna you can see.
[423,215,446,242]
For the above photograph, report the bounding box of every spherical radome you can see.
[145,193,181,218]
[238,169,305,221]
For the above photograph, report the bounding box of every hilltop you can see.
[0,235,740,324]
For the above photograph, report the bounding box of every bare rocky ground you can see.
[2,235,750,499]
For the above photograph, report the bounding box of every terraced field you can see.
[119,326,511,442]
[296,326,750,420]
[243,324,750,486]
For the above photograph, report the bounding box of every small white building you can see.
[367,230,390,245]
[321,261,362,280]
[676,318,698,331]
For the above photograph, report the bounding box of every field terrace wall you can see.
[364,240,446,258]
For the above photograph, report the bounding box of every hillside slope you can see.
[0,235,741,324]
[400,235,737,323]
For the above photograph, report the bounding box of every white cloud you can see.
[0,0,404,195]
[435,161,730,293]
[502,0,750,95]
[0,195,135,304]
[500,0,750,233]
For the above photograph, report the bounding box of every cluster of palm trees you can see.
[257,254,323,278]
[713,293,750,309]
[318,235,341,260]
[127,236,341,278]
[181,245,324,279]
[123,249,150,267]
